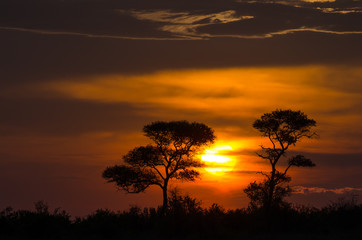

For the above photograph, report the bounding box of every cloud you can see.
[293,186,362,194]
[0,97,155,136]
[230,170,258,174]
[38,67,362,122]
[127,9,253,38]
[128,10,247,24]
[301,0,336,2]
[240,0,338,6]
[21,66,360,159]
[205,27,362,39]
[0,26,184,41]
[315,7,362,14]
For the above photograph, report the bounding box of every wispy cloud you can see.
[128,10,253,37]
[316,7,362,14]
[238,0,336,5]
[212,27,362,39]
[128,10,247,24]
[0,26,185,40]
[238,0,362,14]
[300,0,336,2]
[294,186,362,194]
[2,25,362,41]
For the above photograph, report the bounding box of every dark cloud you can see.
[0,97,155,136]
[254,151,362,169]
[1,29,361,89]
[230,170,257,174]
[293,185,362,195]
[288,189,362,208]
[298,152,362,167]
[0,1,170,38]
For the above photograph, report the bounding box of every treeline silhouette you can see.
[2,110,361,239]
[1,194,361,240]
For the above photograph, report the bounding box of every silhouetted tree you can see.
[167,188,203,216]
[103,121,215,213]
[244,110,317,212]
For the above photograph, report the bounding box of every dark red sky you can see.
[1,0,362,216]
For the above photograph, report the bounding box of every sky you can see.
[1,0,362,217]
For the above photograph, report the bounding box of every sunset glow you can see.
[201,145,235,174]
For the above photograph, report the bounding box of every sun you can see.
[201,154,230,164]
[201,145,235,174]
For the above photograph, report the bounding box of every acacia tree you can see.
[244,109,317,212]
[102,120,215,213]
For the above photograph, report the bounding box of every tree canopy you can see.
[244,109,317,212]
[103,120,215,213]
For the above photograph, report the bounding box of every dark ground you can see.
[1,195,362,240]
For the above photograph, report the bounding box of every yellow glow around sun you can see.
[204,168,233,174]
[201,145,235,174]
[202,153,230,163]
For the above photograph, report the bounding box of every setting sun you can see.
[201,145,235,174]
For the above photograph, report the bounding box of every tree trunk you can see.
[161,181,168,215]
[162,188,168,211]
[265,167,276,215]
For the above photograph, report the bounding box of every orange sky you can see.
[1,66,362,215]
